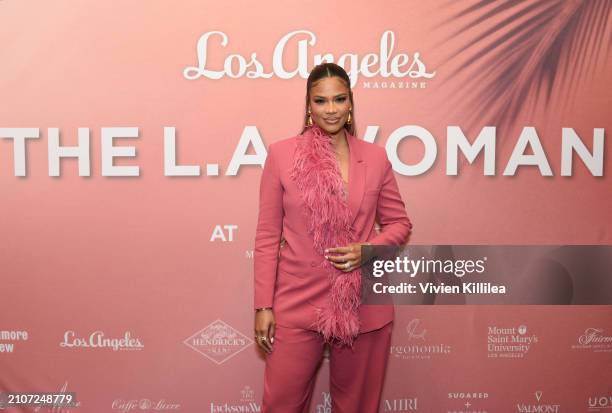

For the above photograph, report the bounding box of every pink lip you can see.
[325,118,339,121]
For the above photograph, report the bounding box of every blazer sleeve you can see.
[253,143,283,310]
[367,153,413,246]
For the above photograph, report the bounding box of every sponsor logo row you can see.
[2,319,610,360]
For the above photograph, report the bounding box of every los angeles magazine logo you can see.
[60,330,144,351]
[183,30,436,89]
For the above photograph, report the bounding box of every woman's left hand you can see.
[325,242,372,272]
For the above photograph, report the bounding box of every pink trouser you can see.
[261,320,393,412]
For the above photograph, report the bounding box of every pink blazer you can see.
[254,129,413,333]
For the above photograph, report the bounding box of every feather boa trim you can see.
[289,124,361,348]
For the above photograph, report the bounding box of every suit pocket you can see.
[361,189,380,213]
[278,259,328,279]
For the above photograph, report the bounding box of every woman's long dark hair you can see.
[300,62,356,136]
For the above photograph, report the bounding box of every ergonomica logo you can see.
[390,318,453,361]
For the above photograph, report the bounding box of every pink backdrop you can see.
[1,0,611,411]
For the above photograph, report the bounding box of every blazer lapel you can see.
[346,131,366,226]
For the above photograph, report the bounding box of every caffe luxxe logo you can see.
[183,30,436,87]
[111,397,181,412]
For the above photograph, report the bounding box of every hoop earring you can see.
[347,110,352,125]
[307,110,313,127]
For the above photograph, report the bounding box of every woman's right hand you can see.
[254,309,275,354]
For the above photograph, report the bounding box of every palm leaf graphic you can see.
[435,0,611,141]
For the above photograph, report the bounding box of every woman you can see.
[254,62,413,412]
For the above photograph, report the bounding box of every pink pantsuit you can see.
[254,129,412,412]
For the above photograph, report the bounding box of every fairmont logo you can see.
[578,328,612,345]
[59,330,144,351]
[572,327,612,352]
[183,30,436,88]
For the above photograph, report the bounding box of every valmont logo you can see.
[515,390,560,413]
[183,30,436,88]
[183,319,253,364]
